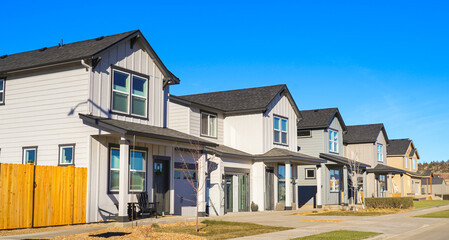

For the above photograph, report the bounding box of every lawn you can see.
[153,220,292,240]
[292,230,381,240]
[302,208,406,216]
[413,200,449,209]
[415,209,449,218]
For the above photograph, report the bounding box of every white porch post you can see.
[389,174,393,197]
[343,166,348,206]
[316,164,322,208]
[363,170,367,203]
[198,150,207,215]
[400,174,404,197]
[285,161,292,210]
[118,135,130,222]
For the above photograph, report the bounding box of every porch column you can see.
[389,174,393,197]
[430,177,433,195]
[376,175,380,197]
[316,164,322,208]
[426,178,429,195]
[343,166,348,206]
[363,170,367,203]
[400,174,404,197]
[198,150,207,215]
[118,136,130,222]
[285,161,292,210]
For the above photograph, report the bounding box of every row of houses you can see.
[0,30,433,223]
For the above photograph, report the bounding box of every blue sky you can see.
[2,1,448,163]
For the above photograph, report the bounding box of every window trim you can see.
[328,129,339,153]
[329,169,340,192]
[200,111,218,138]
[107,144,148,194]
[305,168,316,179]
[129,148,147,192]
[273,115,288,146]
[22,146,38,165]
[110,65,149,119]
[377,143,384,162]
[405,157,409,169]
[58,144,75,166]
[0,78,5,105]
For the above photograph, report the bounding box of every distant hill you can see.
[419,160,449,173]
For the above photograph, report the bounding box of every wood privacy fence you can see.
[0,163,87,230]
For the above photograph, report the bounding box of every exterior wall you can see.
[345,143,375,167]
[297,129,325,157]
[0,66,96,167]
[189,107,224,145]
[88,134,174,222]
[224,113,264,154]
[325,117,345,156]
[375,131,388,166]
[263,94,298,153]
[387,156,403,169]
[90,37,168,127]
[167,101,190,134]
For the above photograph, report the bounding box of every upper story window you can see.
[297,130,311,138]
[201,112,217,138]
[413,159,417,170]
[274,116,288,145]
[111,68,148,117]
[0,79,4,105]
[405,157,409,169]
[329,129,338,153]
[377,144,384,162]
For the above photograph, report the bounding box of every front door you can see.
[153,158,170,215]
[224,175,233,213]
[238,174,249,211]
[328,168,341,205]
[265,168,274,210]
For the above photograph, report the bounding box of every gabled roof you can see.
[320,153,370,168]
[79,114,216,147]
[407,170,432,178]
[344,123,389,144]
[171,84,301,117]
[366,164,405,174]
[254,148,326,164]
[387,139,414,156]
[297,108,347,131]
[0,30,179,84]
[206,145,253,159]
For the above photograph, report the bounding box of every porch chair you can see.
[136,192,158,219]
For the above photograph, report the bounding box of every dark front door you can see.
[224,175,233,213]
[153,158,170,215]
[265,168,274,210]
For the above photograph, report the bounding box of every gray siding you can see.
[325,117,345,156]
[298,129,324,157]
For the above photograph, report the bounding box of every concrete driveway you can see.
[210,204,449,239]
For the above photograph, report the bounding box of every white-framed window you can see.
[201,112,217,138]
[330,169,340,192]
[329,129,338,153]
[109,147,147,192]
[22,147,37,164]
[111,68,148,117]
[405,157,409,169]
[0,79,4,104]
[274,116,288,145]
[377,144,383,162]
[305,168,316,179]
[59,144,75,165]
[413,159,417,170]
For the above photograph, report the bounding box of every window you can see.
[111,68,148,117]
[0,79,4,104]
[59,144,75,165]
[278,165,285,202]
[405,157,409,169]
[305,168,316,179]
[274,116,288,145]
[329,129,338,153]
[109,147,147,192]
[297,130,311,138]
[23,147,37,164]
[413,159,417,170]
[377,144,383,162]
[379,175,387,192]
[330,169,340,192]
[200,112,217,137]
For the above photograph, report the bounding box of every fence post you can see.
[31,163,36,228]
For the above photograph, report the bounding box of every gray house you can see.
[297,108,370,208]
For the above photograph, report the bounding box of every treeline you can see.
[419,160,449,173]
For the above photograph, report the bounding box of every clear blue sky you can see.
[2,1,448,163]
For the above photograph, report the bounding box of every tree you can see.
[346,149,364,210]
[176,142,215,232]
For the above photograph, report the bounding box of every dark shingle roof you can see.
[172,85,292,113]
[344,123,389,144]
[254,148,325,164]
[297,108,347,131]
[0,30,138,73]
[79,114,217,147]
[206,145,253,158]
[408,170,432,178]
[320,153,370,168]
[387,139,412,156]
[366,164,405,174]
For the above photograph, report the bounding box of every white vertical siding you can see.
[0,67,96,167]
[263,94,298,153]
[90,37,167,127]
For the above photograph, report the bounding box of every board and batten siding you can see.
[90,37,168,127]
[189,107,224,145]
[168,101,190,134]
[224,113,264,154]
[263,94,298,153]
[0,66,96,167]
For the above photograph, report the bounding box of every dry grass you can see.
[292,230,381,240]
[297,208,408,216]
[0,221,114,237]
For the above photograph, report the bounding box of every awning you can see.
[254,148,326,165]
[79,114,218,147]
[320,153,371,168]
[366,164,405,174]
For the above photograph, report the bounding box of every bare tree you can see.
[176,142,215,232]
[347,149,364,210]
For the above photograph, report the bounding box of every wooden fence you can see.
[0,163,87,230]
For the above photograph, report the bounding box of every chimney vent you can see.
[59,39,63,48]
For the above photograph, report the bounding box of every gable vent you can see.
[0,55,7,59]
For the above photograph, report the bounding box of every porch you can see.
[366,164,406,198]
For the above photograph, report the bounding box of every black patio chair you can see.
[136,192,157,219]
